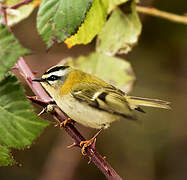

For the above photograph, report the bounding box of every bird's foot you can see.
[54,118,74,128]
[80,128,103,155]
[80,137,96,155]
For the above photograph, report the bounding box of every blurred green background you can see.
[1,0,187,179]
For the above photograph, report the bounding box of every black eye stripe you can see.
[46,75,61,81]
[44,66,69,75]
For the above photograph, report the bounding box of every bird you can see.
[33,65,170,154]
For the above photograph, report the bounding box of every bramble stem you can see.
[0,0,34,26]
[10,0,33,9]
[15,57,123,180]
[136,6,187,25]
[15,57,52,102]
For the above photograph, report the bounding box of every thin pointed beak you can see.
[32,78,46,82]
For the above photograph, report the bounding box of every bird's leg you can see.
[80,128,103,155]
[48,105,75,127]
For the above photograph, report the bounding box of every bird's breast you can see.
[53,94,120,129]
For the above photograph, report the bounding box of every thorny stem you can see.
[15,57,52,102]
[0,0,34,26]
[136,5,187,25]
[0,0,33,9]
[10,0,33,9]
[15,57,123,180]
[0,6,7,26]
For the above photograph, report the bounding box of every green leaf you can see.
[37,0,92,47]
[0,24,30,81]
[0,75,49,166]
[97,1,142,55]
[65,0,108,48]
[108,0,129,13]
[0,145,14,166]
[65,52,135,93]
[0,0,39,26]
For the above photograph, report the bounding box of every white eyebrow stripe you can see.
[48,70,64,77]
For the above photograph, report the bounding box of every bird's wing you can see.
[70,83,136,120]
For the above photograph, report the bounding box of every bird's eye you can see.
[47,75,60,81]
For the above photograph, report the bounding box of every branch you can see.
[0,0,36,26]
[136,6,187,25]
[0,5,7,26]
[14,57,123,180]
[14,57,52,102]
[10,0,33,9]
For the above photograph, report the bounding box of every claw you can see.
[60,118,71,127]
[80,137,96,156]
[79,128,103,155]
[80,138,96,155]
[55,118,74,128]
[88,156,92,164]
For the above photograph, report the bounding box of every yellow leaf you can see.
[65,0,108,48]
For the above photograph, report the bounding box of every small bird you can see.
[33,65,170,153]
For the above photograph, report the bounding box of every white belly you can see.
[53,94,121,129]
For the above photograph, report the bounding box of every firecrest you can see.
[33,65,170,130]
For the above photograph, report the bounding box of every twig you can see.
[0,5,7,26]
[0,0,34,26]
[10,0,33,9]
[14,57,52,102]
[136,6,187,25]
[14,57,123,180]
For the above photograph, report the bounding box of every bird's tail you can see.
[126,96,171,110]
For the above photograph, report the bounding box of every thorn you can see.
[37,108,46,116]
[67,142,79,148]
[91,139,96,150]
[107,169,112,176]
[27,96,53,107]
[11,66,18,71]
[27,76,33,84]
[104,166,112,176]
[27,96,38,102]
[27,95,36,99]
[88,156,92,164]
